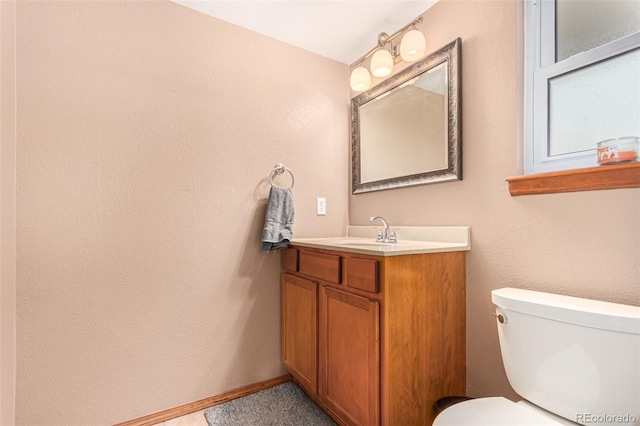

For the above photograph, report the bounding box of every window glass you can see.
[526,0,640,173]
[556,0,640,62]
[548,48,640,156]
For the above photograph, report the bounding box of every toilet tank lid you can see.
[492,287,640,335]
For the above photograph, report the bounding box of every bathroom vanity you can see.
[280,227,470,426]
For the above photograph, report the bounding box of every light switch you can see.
[316,197,326,215]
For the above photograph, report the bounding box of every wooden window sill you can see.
[506,162,640,196]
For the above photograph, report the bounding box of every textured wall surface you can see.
[15,1,348,424]
[349,0,640,399]
[9,0,640,424]
[1,1,17,424]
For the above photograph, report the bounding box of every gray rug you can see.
[204,381,337,426]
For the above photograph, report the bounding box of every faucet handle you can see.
[371,227,384,242]
[388,227,403,243]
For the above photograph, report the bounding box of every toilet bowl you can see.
[434,397,576,425]
[434,288,640,426]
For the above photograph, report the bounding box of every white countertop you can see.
[291,226,470,256]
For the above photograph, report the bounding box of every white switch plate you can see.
[316,197,326,215]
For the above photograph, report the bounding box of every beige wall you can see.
[15,1,348,424]
[6,0,640,424]
[350,0,640,399]
[1,0,17,424]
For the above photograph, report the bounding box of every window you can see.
[524,0,640,174]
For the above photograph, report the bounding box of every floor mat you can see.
[204,381,336,426]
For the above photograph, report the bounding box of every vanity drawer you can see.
[299,251,342,284]
[345,257,379,293]
[281,248,299,272]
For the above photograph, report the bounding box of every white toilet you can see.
[434,287,640,426]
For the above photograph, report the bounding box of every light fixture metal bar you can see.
[353,16,424,66]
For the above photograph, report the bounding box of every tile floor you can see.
[154,409,208,426]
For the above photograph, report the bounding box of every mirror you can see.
[351,38,461,194]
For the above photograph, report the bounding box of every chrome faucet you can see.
[369,216,399,243]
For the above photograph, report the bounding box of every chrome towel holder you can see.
[269,163,295,188]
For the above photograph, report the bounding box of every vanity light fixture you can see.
[350,16,426,92]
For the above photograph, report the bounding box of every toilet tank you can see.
[492,287,640,426]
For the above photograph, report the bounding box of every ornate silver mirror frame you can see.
[351,38,462,194]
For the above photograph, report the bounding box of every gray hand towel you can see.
[261,186,294,253]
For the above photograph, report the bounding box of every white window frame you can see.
[524,0,640,174]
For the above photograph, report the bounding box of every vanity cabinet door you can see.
[319,286,380,426]
[281,274,318,393]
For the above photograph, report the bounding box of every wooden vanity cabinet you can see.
[280,245,466,426]
[281,273,318,393]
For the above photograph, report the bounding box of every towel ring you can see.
[269,163,295,188]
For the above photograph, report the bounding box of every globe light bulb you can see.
[400,29,426,62]
[350,66,371,91]
[370,49,393,77]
